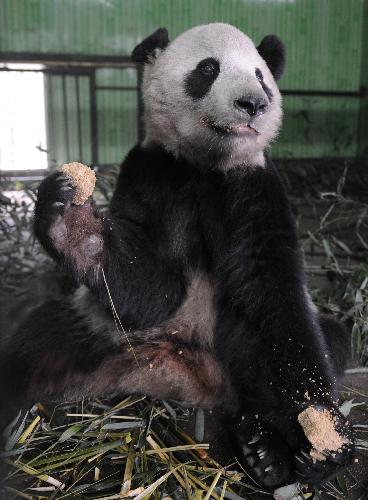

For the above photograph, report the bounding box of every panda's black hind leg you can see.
[231,413,293,489]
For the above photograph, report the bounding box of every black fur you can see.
[184,57,220,100]
[257,34,286,81]
[1,145,354,489]
[131,27,169,63]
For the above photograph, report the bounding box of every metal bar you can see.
[95,85,138,91]
[62,74,70,160]
[1,169,47,179]
[0,67,96,76]
[45,73,53,169]
[281,88,367,98]
[0,67,46,72]
[90,70,98,165]
[0,52,135,68]
[358,0,368,156]
[75,75,83,161]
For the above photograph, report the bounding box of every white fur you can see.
[142,23,282,170]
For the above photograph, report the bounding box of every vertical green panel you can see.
[79,76,92,165]
[274,96,359,158]
[45,74,92,166]
[358,0,368,156]
[98,89,138,165]
[45,75,65,166]
[96,68,138,165]
[65,75,78,160]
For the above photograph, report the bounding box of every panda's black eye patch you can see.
[184,57,220,100]
[198,58,219,76]
[255,67,273,102]
[255,68,264,82]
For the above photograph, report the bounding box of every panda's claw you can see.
[55,174,70,182]
[301,450,312,461]
[295,455,307,465]
[36,171,76,227]
[248,435,261,444]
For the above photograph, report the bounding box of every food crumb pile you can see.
[298,406,349,462]
[60,162,96,205]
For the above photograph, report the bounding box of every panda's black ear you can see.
[131,28,169,63]
[257,35,286,81]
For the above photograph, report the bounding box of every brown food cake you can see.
[298,406,349,462]
[60,162,96,205]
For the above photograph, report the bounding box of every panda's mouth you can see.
[201,117,259,136]
[229,123,259,136]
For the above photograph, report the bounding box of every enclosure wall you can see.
[1,0,367,164]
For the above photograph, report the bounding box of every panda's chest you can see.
[161,169,238,274]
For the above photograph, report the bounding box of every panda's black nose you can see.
[234,96,268,116]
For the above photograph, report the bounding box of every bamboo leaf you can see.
[58,423,83,442]
[133,465,182,500]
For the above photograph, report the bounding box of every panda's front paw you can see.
[35,172,76,255]
[232,414,293,489]
[294,405,355,485]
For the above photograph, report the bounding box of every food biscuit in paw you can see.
[298,406,349,462]
[60,162,96,205]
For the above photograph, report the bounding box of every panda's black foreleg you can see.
[34,172,187,330]
[214,164,354,489]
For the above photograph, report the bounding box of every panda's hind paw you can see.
[232,416,293,489]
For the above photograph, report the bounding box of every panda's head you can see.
[132,23,286,169]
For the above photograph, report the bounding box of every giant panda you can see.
[0,23,354,490]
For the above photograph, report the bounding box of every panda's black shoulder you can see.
[111,144,199,213]
[119,143,197,185]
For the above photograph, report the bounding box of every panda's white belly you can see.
[72,272,216,348]
[164,272,216,346]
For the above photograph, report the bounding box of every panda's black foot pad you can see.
[232,416,293,489]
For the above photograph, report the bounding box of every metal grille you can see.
[0,54,143,176]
